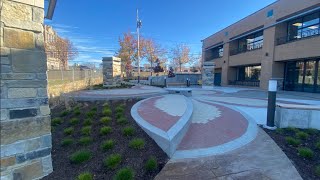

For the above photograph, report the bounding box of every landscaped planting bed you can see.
[44,100,168,180]
[264,127,320,180]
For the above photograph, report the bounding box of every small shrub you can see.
[70,118,80,125]
[100,117,111,124]
[61,138,73,146]
[122,126,135,136]
[285,127,299,133]
[145,157,158,171]
[70,150,91,164]
[64,127,74,135]
[91,107,97,112]
[306,128,318,135]
[103,103,110,108]
[84,119,92,126]
[100,126,112,135]
[101,140,115,150]
[117,117,128,125]
[74,109,81,116]
[60,110,69,117]
[115,106,125,113]
[298,147,313,159]
[116,112,124,119]
[275,128,284,134]
[296,131,309,140]
[81,126,91,136]
[315,165,320,177]
[129,138,145,149]
[114,168,134,180]
[79,137,92,146]
[77,172,93,180]
[51,118,62,126]
[102,108,112,116]
[285,137,300,146]
[86,111,96,118]
[104,154,121,169]
[316,141,320,149]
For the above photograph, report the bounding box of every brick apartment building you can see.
[202,0,320,93]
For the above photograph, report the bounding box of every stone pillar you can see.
[102,56,122,87]
[0,0,53,179]
[202,61,215,88]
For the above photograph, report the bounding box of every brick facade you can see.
[203,0,320,90]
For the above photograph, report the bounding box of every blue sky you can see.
[45,0,276,67]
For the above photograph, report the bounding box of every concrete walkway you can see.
[63,85,168,100]
[156,128,302,180]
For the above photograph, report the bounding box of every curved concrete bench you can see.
[275,103,320,129]
[166,88,192,97]
[131,95,193,157]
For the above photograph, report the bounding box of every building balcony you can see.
[276,29,320,46]
[274,34,320,61]
[229,41,263,56]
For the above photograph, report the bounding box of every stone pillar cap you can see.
[102,56,121,61]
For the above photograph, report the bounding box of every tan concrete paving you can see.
[155,128,302,180]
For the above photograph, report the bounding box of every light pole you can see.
[264,79,278,130]
[136,9,142,84]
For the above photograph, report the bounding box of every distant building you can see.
[203,0,320,92]
[44,25,68,70]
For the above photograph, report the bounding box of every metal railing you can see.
[47,69,102,85]
[229,80,260,87]
[276,28,320,45]
[230,41,263,56]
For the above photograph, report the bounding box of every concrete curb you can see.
[131,95,193,157]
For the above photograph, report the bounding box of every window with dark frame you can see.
[287,11,320,41]
[204,45,224,61]
[230,31,264,56]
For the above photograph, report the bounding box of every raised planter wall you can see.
[275,104,320,129]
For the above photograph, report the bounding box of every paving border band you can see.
[131,95,193,157]
[172,99,258,160]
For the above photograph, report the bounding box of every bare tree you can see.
[47,37,78,70]
[171,44,191,72]
[142,39,166,76]
[189,53,202,73]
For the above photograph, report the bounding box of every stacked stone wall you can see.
[0,0,53,179]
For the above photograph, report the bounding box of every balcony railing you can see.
[229,80,260,87]
[230,41,263,56]
[204,53,222,61]
[276,28,320,45]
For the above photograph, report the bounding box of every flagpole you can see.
[137,8,140,84]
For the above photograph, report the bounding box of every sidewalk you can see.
[155,128,302,180]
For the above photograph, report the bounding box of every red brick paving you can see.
[177,100,248,150]
[138,96,181,131]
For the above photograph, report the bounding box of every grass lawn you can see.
[44,99,168,180]
[264,127,320,180]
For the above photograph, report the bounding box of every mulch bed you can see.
[44,99,169,180]
[263,127,320,180]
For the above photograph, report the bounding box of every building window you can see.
[287,11,320,41]
[237,65,261,81]
[205,45,223,61]
[267,10,274,18]
[284,60,320,93]
[230,31,263,55]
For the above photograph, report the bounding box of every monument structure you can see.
[202,61,215,88]
[102,57,122,87]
